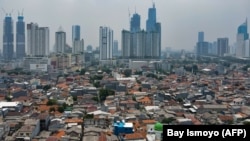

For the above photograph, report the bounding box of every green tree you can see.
[49,107,56,112]
[134,71,142,75]
[99,88,115,101]
[138,87,142,92]
[177,98,183,103]
[123,69,132,77]
[102,66,111,74]
[72,96,77,101]
[243,121,250,125]
[79,69,86,75]
[57,106,65,113]
[5,96,12,102]
[91,96,99,102]
[132,95,136,101]
[62,102,67,109]
[162,117,175,124]
[192,64,198,73]
[84,114,94,119]
[47,99,57,105]
[43,85,51,91]
[93,81,100,88]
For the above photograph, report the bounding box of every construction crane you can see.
[1,8,14,17]
[128,7,131,29]
[18,8,24,16]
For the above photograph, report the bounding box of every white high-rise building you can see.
[55,28,66,53]
[99,26,113,60]
[236,19,248,57]
[73,39,84,54]
[230,42,236,55]
[27,23,49,56]
[246,39,250,57]
[236,34,245,57]
[38,27,50,56]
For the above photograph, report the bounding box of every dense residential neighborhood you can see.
[0,55,250,141]
[0,0,250,140]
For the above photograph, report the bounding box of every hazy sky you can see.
[0,0,249,52]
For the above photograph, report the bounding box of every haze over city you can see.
[0,0,249,52]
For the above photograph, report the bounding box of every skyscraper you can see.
[55,27,66,53]
[16,14,25,59]
[27,23,37,55]
[122,3,161,59]
[99,26,113,60]
[38,27,50,56]
[86,45,93,53]
[146,3,161,58]
[27,23,49,56]
[72,25,80,42]
[121,30,131,58]
[236,19,249,57]
[73,39,84,54]
[238,19,249,40]
[3,14,14,61]
[72,25,84,54]
[198,31,204,42]
[130,13,140,33]
[113,40,119,57]
[196,42,209,55]
[146,3,156,32]
[217,38,229,57]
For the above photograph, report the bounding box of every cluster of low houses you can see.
[0,62,250,140]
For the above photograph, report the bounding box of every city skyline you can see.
[0,0,250,53]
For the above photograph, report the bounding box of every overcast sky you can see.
[0,0,249,52]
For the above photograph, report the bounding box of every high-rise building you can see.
[146,3,156,32]
[38,27,50,56]
[238,19,249,40]
[146,3,161,58]
[99,26,113,60]
[73,39,84,54]
[27,23,49,56]
[27,23,37,56]
[122,3,161,59]
[211,41,217,55]
[198,31,204,42]
[217,38,229,57]
[113,40,119,57]
[130,13,140,33]
[236,34,245,57]
[86,45,93,53]
[72,25,80,42]
[55,27,66,53]
[236,19,249,57]
[121,30,131,58]
[3,14,14,61]
[72,25,84,55]
[196,42,209,55]
[245,39,250,57]
[16,14,25,59]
